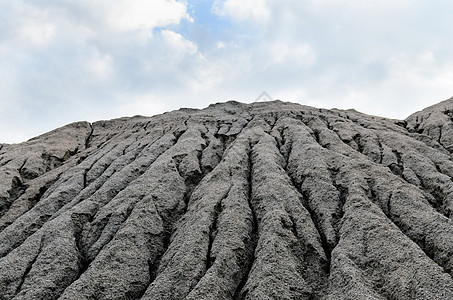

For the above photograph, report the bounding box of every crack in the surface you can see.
[360,225,390,299]
[85,123,94,149]
[364,178,452,278]
[82,140,147,192]
[246,143,259,239]
[388,150,404,177]
[298,170,345,276]
[0,176,29,219]
[298,116,333,151]
[137,183,198,298]
[174,160,202,212]
[1,158,13,166]
[275,128,340,275]
[199,127,229,177]
[82,169,89,189]
[18,158,29,182]
[76,141,116,171]
[206,196,224,271]
[352,133,364,153]
[143,204,182,293]
[377,138,384,164]
[14,236,44,297]
[214,133,237,160]
[77,135,169,214]
[213,119,251,163]
[143,120,153,132]
[271,129,331,297]
[65,193,165,300]
[386,192,392,217]
[312,130,321,145]
[409,169,450,218]
[87,195,142,263]
[71,212,94,282]
[41,153,66,172]
[300,192,332,275]
[138,255,162,300]
[1,177,56,232]
[328,168,347,237]
[36,138,170,261]
[92,133,121,152]
[395,120,407,129]
[437,125,444,149]
[233,143,258,300]
[275,127,292,170]
[45,147,121,222]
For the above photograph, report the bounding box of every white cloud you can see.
[18,21,55,47]
[189,59,229,92]
[274,88,308,103]
[161,30,198,56]
[87,53,114,80]
[305,0,414,13]
[20,0,190,36]
[213,0,271,24]
[296,50,453,119]
[271,43,316,66]
[1,3,56,48]
[381,52,453,111]
[104,0,189,32]
[113,93,170,118]
[416,50,435,65]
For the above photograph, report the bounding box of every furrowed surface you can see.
[2,98,453,299]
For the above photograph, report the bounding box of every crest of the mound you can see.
[2,97,453,299]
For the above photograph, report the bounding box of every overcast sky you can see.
[1,0,453,143]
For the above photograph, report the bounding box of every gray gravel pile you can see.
[1,98,453,299]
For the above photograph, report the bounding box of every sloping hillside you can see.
[2,99,453,299]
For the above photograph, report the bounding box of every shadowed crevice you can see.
[0,176,28,219]
[71,212,94,282]
[85,123,94,149]
[14,236,44,297]
[233,143,258,300]
[274,129,344,276]
[206,195,223,270]
[328,168,348,236]
[364,178,453,278]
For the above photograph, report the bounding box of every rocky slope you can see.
[2,98,453,299]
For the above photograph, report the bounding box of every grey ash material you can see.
[2,99,453,299]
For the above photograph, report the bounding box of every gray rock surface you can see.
[2,98,453,299]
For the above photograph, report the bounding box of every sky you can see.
[1,0,453,143]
